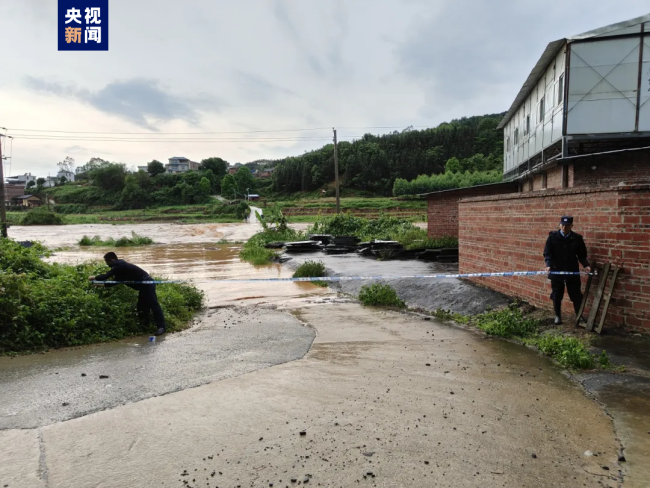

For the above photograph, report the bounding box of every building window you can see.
[514,128,519,145]
[558,74,564,104]
[506,136,511,152]
[539,97,545,122]
[524,115,530,135]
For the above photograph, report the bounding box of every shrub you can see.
[533,333,595,369]
[0,239,203,354]
[474,304,540,338]
[240,228,306,265]
[79,232,154,247]
[20,208,65,226]
[358,283,405,308]
[293,260,327,287]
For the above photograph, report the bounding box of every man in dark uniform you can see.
[544,216,591,325]
[89,252,166,335]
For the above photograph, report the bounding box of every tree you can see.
[234,167,255,194]
[221,174,238,199]
[200,157,228,182]
[36,177,46,190]
[116,175,150,210]
[198,177,212,196]
[26,180,36,189]
[147,160,166,176]
[445,157,461,173]
[57,156,75,174]
[89,162,127,192]
[59,176,67,185]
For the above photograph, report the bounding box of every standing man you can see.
[89,252,166,335]
[544,216,591,325]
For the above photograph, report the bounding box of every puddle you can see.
[592,335,650,373]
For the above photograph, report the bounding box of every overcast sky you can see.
[1,1,648,177]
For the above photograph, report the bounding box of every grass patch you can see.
[358,283,405,308]
[0,239,204,354]
[79,232,155,247]
[474,305,541,338]
[292,260,328,287]
[20,208,65,226]
[431,303,618,371]
[240,228,306,265]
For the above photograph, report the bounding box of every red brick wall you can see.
[546,166,564,189]
[573,149,650,187]
[458,185,650,333]
[427,183,519,239]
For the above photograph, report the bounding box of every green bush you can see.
[20,208,65,226]
[533,333,595,369]
[240,228,306,265]
[474,304,540,339]
[358,283,405,308]
[79,232,154,247]
[0,239,203,354]
[293,260,327,287]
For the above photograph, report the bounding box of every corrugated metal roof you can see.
[497,13,650,130]
[496,39,565,130]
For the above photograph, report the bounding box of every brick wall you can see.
[546,166,564,189]
[427,183,519,239]
[573,149,650,188]
[458,185,650,333]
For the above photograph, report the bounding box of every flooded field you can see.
[10,221,328,307]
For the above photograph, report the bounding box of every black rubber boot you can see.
[553,300,562,325]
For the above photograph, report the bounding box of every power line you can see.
[10,136,364,143]
[5,125,428,135]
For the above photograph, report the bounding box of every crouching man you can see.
[89,252,166,335]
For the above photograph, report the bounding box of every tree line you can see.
[47,157,263,209]
[270,113,505,196]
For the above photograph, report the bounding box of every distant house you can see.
[42,176,60,188]
[57,170,75,182]
[5,173,36,186]
[166,156,200,174]
[4,185,26,204]
[12,195,42,208]
[254,169,273,179]
[228,167,238,175]
[246,194,260,201]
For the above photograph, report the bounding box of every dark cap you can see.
[560,216,573,225]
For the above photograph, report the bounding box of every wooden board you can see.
[574,263,595,328]
[586,262,611,332]
[595,265,620,335]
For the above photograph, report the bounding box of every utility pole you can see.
[0,133,7,238]
[333,128,340,213]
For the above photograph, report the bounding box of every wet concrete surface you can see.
[4,303,623,488]
[0,307,315,429]
[577,373,650,488]
[285,251,510,315]
[591,334,650,375]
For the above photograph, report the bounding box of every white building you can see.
[166,156,200,174]
[5,173,36,186]
[499,14,650,183]
[57,170,75,182]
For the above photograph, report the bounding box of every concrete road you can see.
[0,308,314,429]
[1,303,623,488]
